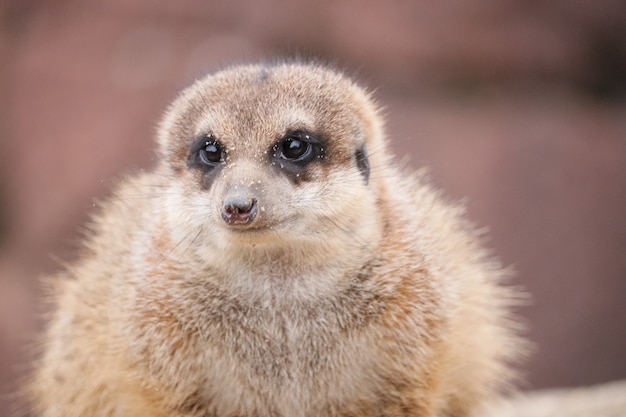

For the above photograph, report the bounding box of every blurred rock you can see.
[484,379,626,417]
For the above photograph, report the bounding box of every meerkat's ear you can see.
[155,87,202,167]
[355,145,370,184]
[353,89,390,178]
[156,108,176,160]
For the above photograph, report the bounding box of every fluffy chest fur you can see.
[116,238,444,417]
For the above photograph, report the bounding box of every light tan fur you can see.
[30,62,524,417]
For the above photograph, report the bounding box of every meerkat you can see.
[30,62,523,417]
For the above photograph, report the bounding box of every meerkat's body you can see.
[31,63,522,417]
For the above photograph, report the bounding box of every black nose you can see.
[221,196,258,225]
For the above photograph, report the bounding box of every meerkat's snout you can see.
[214,163,277,232]
[221,195,258,225]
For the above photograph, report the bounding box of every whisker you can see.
[155,229,203,266]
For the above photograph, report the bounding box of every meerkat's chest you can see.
[184,295,389,416]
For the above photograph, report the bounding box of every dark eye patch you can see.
[277,132,321,162]
[269,131,325,183]
[187,135,226,189]
[188,135,225,169]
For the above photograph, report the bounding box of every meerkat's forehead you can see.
[159,63,381,163]
[196,63,362,107]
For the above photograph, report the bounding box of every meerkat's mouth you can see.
[220,214,298,238]
[224,223,271,234]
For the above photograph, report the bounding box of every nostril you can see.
[221,196,258,225]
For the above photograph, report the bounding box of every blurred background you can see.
[0,0,625,415]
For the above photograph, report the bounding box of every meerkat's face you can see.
[157,63,386,260]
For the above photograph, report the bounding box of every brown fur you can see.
[29,62,524,417]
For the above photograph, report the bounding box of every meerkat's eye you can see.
[189,135,225,168]
[277,132,319,162]
[199,141,223,164]
[281,136,310,160]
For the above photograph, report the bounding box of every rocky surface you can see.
[484,379,626,417]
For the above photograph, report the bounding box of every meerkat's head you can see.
[156,62,389,270]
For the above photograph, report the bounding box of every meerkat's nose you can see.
[221,196,258,225]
